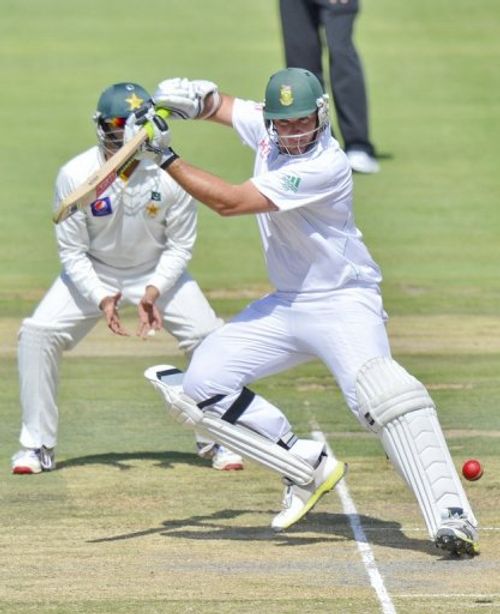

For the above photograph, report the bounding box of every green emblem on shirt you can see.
[281,175,301,193]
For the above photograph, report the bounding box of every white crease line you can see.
[312,429,397,614]
[397,594,500,599]
[364,526,500,532]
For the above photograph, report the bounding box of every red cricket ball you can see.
[462,459,484,481]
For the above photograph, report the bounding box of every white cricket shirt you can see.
[232,98,382,295]
[54,146,197,307]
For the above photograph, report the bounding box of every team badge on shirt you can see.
[91,197,113,217]
[281,174,301,193]
[280,85,294,106]
[146,202,160,217]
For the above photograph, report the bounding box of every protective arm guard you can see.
[144,365,314,485]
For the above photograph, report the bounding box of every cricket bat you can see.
[52,108,170,224]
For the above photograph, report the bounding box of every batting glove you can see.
[124,106,172,166]
[153,77,220,119]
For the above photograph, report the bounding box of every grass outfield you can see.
[1,0,500,612]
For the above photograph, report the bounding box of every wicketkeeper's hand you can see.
[153,78,220,120]
[100,292,130,337]
[124,106,172,165]
[137,285,162,339]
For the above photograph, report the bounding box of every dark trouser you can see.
[279,0,374,155]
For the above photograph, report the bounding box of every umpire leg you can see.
[279,0,323,80]
[321,9,375,155]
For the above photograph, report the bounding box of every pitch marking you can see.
[312,428,397,614]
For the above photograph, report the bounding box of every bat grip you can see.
[144,107,170,140]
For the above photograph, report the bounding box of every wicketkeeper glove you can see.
[153,77,221,120]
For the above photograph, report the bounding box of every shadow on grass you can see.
[65,451,450,558]
[89,507,437,557]
[57,450,203,471]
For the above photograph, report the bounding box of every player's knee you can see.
[182,362,225,405]
[184,364,259,433]
[183,345,233,403]
[19,318,74,352]
[355,356,435,433]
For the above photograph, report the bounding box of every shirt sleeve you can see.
[232,98,266,151]
[146,179,197,295]
[54,167,110,308]
[251,148,352,212]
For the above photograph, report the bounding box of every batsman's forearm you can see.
[165,158,244,216]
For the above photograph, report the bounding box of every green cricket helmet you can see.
[263,68,324,119]
[263,68,330,154]
[94,82,151,156]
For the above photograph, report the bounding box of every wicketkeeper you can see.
[130,69,478,556]
[11,82,243,475]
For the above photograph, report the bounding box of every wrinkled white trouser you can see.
[18,269,221,449]
[183,287,391,440]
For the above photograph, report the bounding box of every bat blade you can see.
[52,129,149,224]
[51,109,170,224]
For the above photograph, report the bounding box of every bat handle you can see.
[155,107,170,119]
[143,107,171,140]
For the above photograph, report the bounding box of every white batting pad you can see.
[18,319,74,449]
[356,356,435,432]
[144,364,314,485]
[356,357,477,537]
[381,407,477,537]
[200,413,314,485]
[144,364,203,427]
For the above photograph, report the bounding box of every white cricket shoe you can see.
[12,447,56,474]
[272,452,347,532]
[435,507,480,556]
[197,442,244,471]
[346,150,380,174]
[211,446,244,471]
[196,441,219,460]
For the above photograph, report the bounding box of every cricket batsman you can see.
[131,69,479,556]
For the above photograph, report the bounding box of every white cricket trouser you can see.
[18,269,222,449]
[183,287,391,441]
